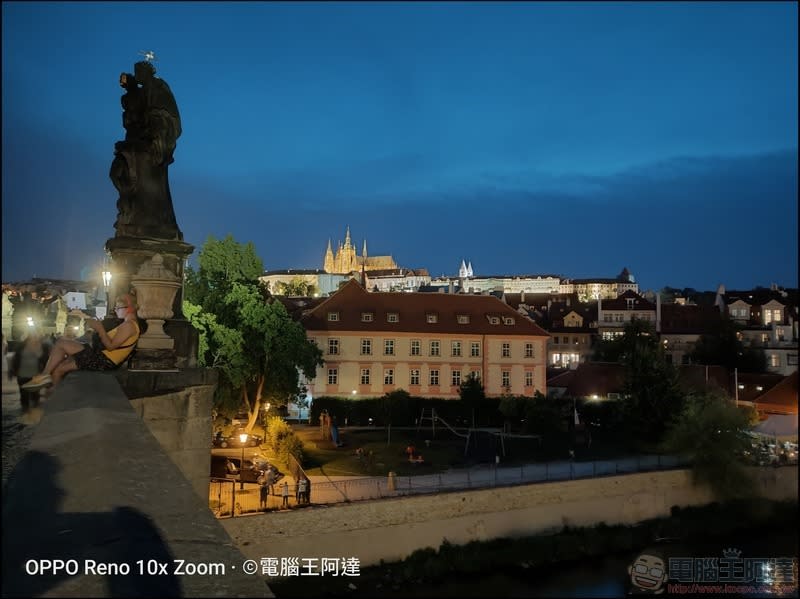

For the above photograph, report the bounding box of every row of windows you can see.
[327,368,536,388]
[327,311,516,325]
[326,338,536,358]
[603,313,652,322]
[551,336,586,345]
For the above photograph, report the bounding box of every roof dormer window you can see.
[503,317,515,325]
[327,312,339,322]
[426,313,438,324]
[457,314,470,324]
[361,312,374,322]
[387,313,399,323]
[488,316,500,325]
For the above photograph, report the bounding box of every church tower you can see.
[323,239,335,273]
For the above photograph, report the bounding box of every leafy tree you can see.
[691,318,767,373]
[498,395,527,431]
[379,389,411,445]
[276,277,318,297]
[458,372,486,402]
[661,392,757,499]
[617,319,685,444]
[184,235,323,433]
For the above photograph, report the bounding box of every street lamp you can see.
[102,270,112,314]
[239,433,248,490]
[263,403,270,438]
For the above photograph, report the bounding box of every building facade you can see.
[302,280,550,398]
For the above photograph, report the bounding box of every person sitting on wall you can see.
[21,294,140,391]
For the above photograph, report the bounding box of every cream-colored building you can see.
[302,280,550,398]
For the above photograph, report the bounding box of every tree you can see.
[691,318,767,373]
[379,389,411,446]
[458,372,486,402]
[617,319,685,444]
[276,277,317,297]
[661,392,757,499]
[184,235,323,433]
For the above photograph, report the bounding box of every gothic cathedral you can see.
[323,227,398,274]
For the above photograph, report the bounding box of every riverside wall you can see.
[222,466,798,569]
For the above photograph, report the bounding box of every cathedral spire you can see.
[362,239,368,258]
[324,239,334,273]
[344,226,352,248]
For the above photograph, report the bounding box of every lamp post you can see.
[263,403,270,439]
[239,433,248,490]
[102,270,112,315]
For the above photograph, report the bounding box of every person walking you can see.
[281,480,289,509]
[9,332,49,424]
[259,481,269,511]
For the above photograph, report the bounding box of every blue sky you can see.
[2,1,797,292]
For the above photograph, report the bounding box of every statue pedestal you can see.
[106,237,196,371]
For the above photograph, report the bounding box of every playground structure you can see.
[417,407,510,459]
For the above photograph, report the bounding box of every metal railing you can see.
[210,454,690,517]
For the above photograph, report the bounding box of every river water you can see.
[374,529,798,598]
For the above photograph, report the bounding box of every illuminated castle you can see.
[323,226,397,275]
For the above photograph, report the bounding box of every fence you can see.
[210,454,690,518]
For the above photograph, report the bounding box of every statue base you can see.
[129,348,179,372]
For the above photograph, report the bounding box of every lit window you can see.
[410,369,420,386]
[429,369,439,386]
[451,341,462,357]
[361,339,372,355]
[426,313,438,324]
[361,312,374,322]
[327,368,338,385]
[525,343,534,358]
[327,312,339,322]
[525,371,533,387]
[470,342,481,357]
[501,370,510,388]
[410,340,421,356]
[384,339,395,355]
[769,354,780,368]
[384,369,394,385]
[457,314,470,324]
[387,313,399,323]
[328,338,339,355]
[360,368,370,385]
[502,343,511,358]
[756,385,763,391]
[451,370,462,386]
[430,340,440,357]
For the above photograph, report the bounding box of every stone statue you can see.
[111,59,182,240]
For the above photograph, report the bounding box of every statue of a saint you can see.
[110,60,182,240]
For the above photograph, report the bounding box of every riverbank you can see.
[269,498,798,597]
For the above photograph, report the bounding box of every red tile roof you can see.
[600,290,655,311]
[303,279,550,337]
[754,371,799,415]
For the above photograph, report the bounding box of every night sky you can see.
[2,2,797,292]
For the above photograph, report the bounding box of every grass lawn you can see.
[293,424,636,477]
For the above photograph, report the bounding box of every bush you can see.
[265,416,304,464]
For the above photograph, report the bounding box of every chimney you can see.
[656,292,661,334]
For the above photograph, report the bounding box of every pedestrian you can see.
[265,467,275,495]
[259,481,269,510]
[281,480,289,508]
[298,477,308,504]
[9,331,49,424]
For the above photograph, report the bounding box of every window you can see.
[410,339,421,356]
[769,354,780,368]
[384,339,395,355]
[470,342,481,357]
[361,339,372,355]
[626,298,635,310]
[471,370,481,381]
[573,337,579,345]
[553,336,560,345]
[328,338,339,355]
[327,368,338,385]
[503,317,515,325]
[384,369,394,385]
[525,343,534,358]
[410,369,420,386]
[426,313,438,323]
[603,314,612,322]
[501,370,510,388]
[489,316,500,325]
[761,333,769,343]
[777,328,785,342]
[430,340,440,356]
[452,370,462,386]
[327,312,339,322]
[457,314,470,324]
[451,341,462,357]
[525,371,533,387]
[788,354,798,366]
[387,312,399,323]
[429,369,439,386]
[360,368,371,385]
[361,312,374,322]
[502,343,511,358]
